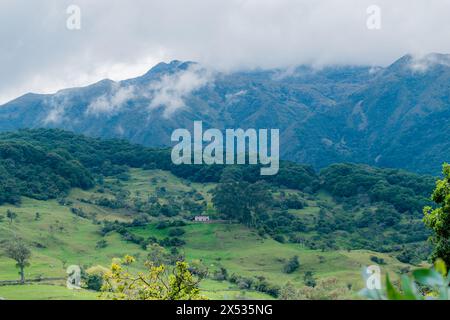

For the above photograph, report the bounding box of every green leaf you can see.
[438,285,449,300]
[413,268,445,287]
[358,288,385,300]
[400,275,421,300]
[434,259,447,277]
[386,274,403,300]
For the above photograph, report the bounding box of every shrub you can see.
[212,267,228,281]
[86,274,103,291]
[283,256,300,274]
[159,237,185,247]
[168,228,185,237]
[95,240,108,249]
[304,271,316,288]
[273,235,286,243]
[156,221,169,229]
[370,255,386,265]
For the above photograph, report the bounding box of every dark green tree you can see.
[283,256,300,274]
[212,180,272,226]
[85,274,103,291]
[424,163,450,266]
[303,271,316,288]
[6,209,17,224]
[4,239,31,284]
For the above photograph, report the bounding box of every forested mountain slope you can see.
[1,54,450,174]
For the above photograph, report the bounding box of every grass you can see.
[0,168,413,300]
[129,221,410,294]
[0,284,98,300]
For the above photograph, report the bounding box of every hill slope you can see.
[0,129,437,299]
[1,54,450,173]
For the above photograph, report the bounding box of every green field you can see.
[0,284,99,300]
[0,169,415,300]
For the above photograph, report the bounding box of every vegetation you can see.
[281,278,351,300]
[212,180,272,226]
[85,273,103,291]
[0,129,441,300]
[3,238,31,284]
[101,255,205,300]
[6,209,17,224]
[424,163,450,266]
[361,259,450,300]
[283,256,300,274]
[303,271,317,288]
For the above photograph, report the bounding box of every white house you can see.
[194,215,210,222]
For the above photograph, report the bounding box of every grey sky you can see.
[1,0,450,104]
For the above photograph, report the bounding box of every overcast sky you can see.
[1,0,450,104]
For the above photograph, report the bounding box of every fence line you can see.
[0,277,65,286]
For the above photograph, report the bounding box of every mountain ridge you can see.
[1,53,450,174]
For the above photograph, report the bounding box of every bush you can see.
[160,204,178,217]
[168,228,185,237]
[156,221,169,229]
[171,220,187,227]
[212,267,228,281]
[273,235,286,243]
[285,195,304,209]
[369,255,386,265]
[283,256,300,274]
[396,250,414,264]
[159,237,185,247]
[96,239,108,249]
[304,271,316,288]
[85,274,103,291]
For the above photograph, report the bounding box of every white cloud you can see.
[409,53,450,73]
[115,124,125,135]
[149,64,214,117]
[225,90,247,105]
[42,93,71,124]
[86,84,136,116]
[2,0,450,104]
[44,106,65,124]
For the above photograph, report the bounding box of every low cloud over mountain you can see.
[3,0,450,104]
[1,53,450,174]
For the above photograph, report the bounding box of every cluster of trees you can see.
[0,129,442,263]
[283,256,300,274]
[101,255,205,300]
[207,162,434,255]
[212,179,272,227]
[0,129,168,205]
[226,272,281,298]
[424,164,450,266]
[101,220,187,250]
[0,141,93,204]
[321,163,435,215]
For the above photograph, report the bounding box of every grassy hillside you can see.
[0,168,418,300]
[0,129,436,300]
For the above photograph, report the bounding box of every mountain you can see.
[1,54,450,174]
[340,53,450,173]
